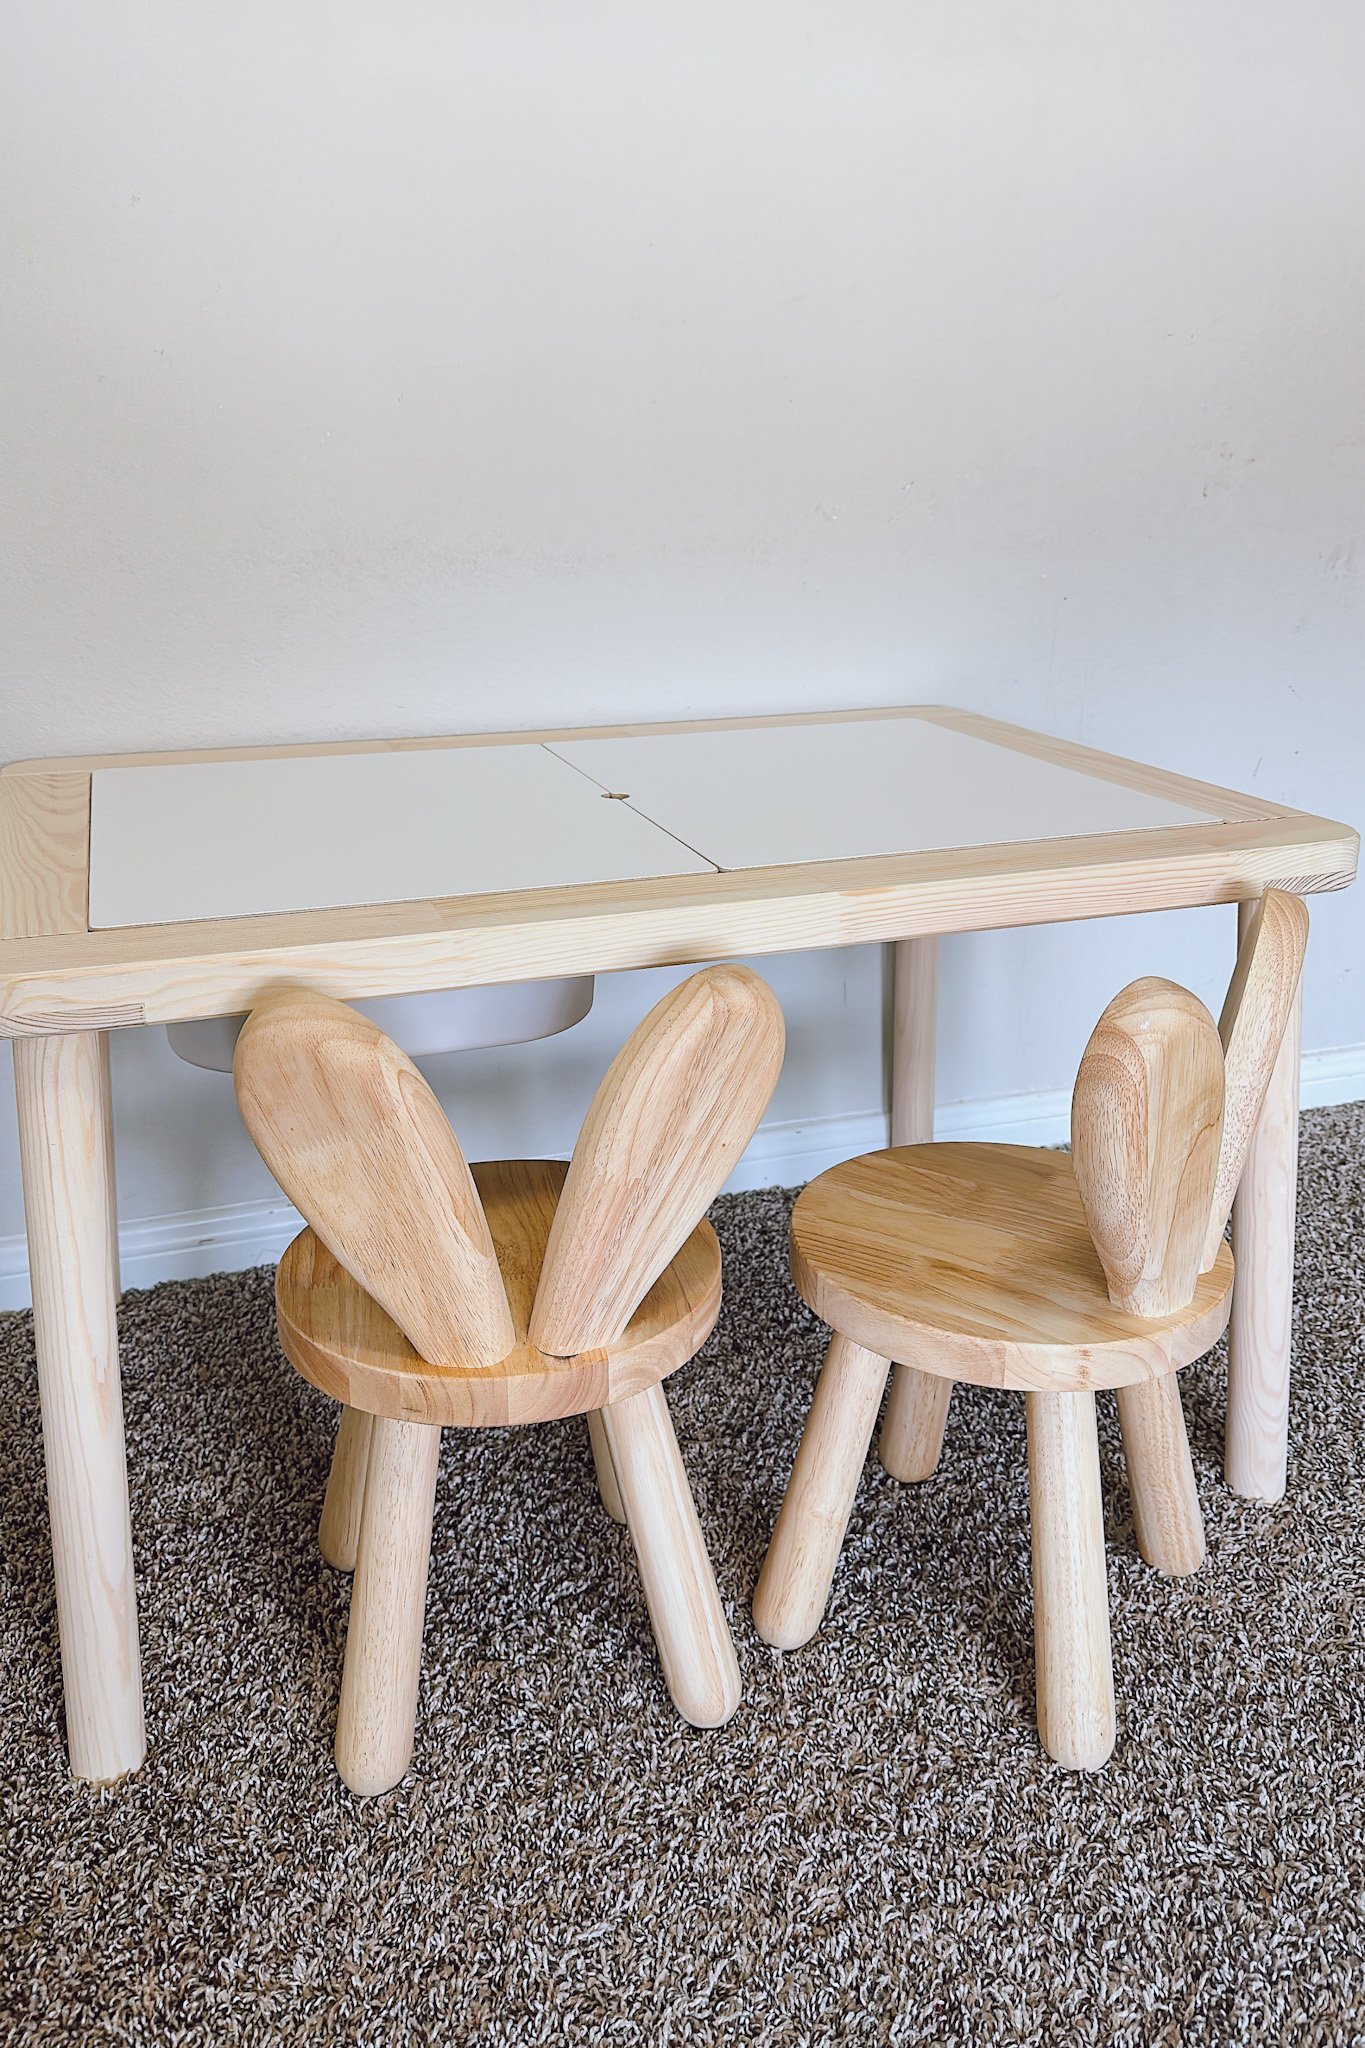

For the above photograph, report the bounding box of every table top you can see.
[1,706,1356,1037]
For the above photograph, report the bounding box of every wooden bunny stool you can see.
[755,890,1307,1769]
[235,964,784,1793]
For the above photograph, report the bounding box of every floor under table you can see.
[3,1104,1363,2047]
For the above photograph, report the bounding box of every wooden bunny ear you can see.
[233,988,514,1368]
[529,965,785,1357]
[1071,976,1225,1318]
[1199,889,1309,1270]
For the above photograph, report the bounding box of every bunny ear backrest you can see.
[234,988,515,1368]
[1071,976,1225,1318]
[1199,889,1309,1271]
[529,965,785,1357]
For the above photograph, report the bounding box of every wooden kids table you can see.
[1,705,1357,1782]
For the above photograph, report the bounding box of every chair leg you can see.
[1026,1391,1115,1771]
[1115,1376,1205,1576]
[334,1416,441,1796]
[600,1383,740,1729]
[753,1334,891,1651]
[879,1364,952,1481]
[319,1407,375,1570]
[586,1409,626,1523]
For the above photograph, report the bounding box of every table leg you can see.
[890,936,937,1149]
[1226,902,1304,1504]
[882,937,952,1478]
[13,1030,144,1782]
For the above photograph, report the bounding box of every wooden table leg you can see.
[882,936,952,1478]
[1226,901,1304,1503]
[13,1030,145,1783]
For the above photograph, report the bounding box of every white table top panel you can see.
[547,719,1218,871]
[88,746,715,928]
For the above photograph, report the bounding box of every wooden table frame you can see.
[1,706,1357,1783]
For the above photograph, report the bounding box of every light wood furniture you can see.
[234,965,784,1794]
[755,890,1309,1770]
[2,707,1354,1780]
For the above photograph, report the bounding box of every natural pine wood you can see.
[0,772,89,941]
[879,1368,953,1483]
[790,1145,1234,1392]
[1071,978,1225,1317]
[586,1411,626,1523]
[769,899,1314,1769]
[1,710,1353,1040]
[1115,1377,1205,1576]
[753,1335,891,1650]
[276,1161,723,1426]
[600,1384,741,1728]
[884,935,951,1479]
[234,988,515,1369]
[252,969,767,1780]
[12,1030,144,1782]
[334,1416,442,1797]
[319,1408,375,1571]
[529,965,784,1355]
[5,703,1349,1787]
[1202,889,1309,1269]
[1226,918,1303,1503]
[890,936,937,1147]
[1027,1391,1116,1771]
[2,804,1350,1040]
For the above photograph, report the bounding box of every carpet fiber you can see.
[3,1106,1364,2046]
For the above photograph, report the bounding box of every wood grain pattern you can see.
[879,1367,953,1483]
[1202,889,1309,1269]
[0,773,89,941]
[600,1383,742,1728]
[1,700,1354,1040]
[318,1408,375,1571]
[1226,918,1303,1504]
[1115,1377,1205,1576]
[586,1410,626,1523]
[276,1160,723,1426]
[333,1415,442,1796]
[890,935,937,1148]
[12,1029,143,1782]
[1071,978,1225,1316]
[885,933,951,1479]
[234,989,515,1369]
[753,1334,891,1650]
[1,812,1352,1038]
[1027,1391,1116,1771]
[790,1144,1233,1392]
[530,964,784,1355]
[913,707,1279,823]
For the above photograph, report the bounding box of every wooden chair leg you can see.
[586,1409,626,1523]
[1116,1376,1205,1576]
[335,1416,441,1797]
[1026,1391,1115,1771]
[319,1407,376,1570]
[879,1364,952,1481]
[600,1384,740,1729]
[753,1334,891,1651]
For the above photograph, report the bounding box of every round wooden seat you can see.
[277,1158,722,1427]
[790,1143,1235,1392]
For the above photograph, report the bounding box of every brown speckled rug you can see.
[2,1105,1364,2046]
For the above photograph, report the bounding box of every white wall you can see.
[2,3,1362,1298]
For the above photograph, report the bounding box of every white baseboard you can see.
[2,1045,1362,1311]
